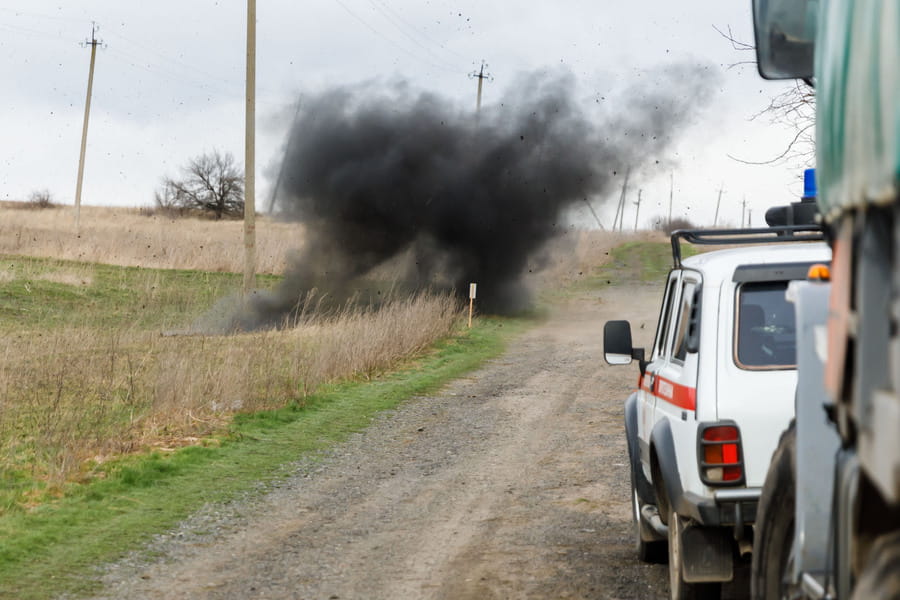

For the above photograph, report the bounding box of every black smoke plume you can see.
[225,66,715,331]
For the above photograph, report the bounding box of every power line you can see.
[332,0,468,74]
[104,46,241,98]
[104,29,243,92]
[367,0,467,69]
[0,21,71,42]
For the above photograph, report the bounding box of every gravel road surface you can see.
[89,284,678,600]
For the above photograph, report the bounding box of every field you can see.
[0,202,679,598]
[0,202,654,509]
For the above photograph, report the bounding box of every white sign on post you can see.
[468,282,477,328]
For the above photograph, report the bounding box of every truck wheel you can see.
[850,530,900,600]
[668,506,722,600]
[750,425,796,600]
[631,481,666,563]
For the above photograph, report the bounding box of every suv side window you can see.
[672,279,698,362]
[734,280,796,369]
[651,272,680,361]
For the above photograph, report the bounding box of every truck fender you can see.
[625,392,655,506]
[650,419,685,517]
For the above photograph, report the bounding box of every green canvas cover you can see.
[815,0,900,217]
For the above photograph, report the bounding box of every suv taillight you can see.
[698,423,745,486]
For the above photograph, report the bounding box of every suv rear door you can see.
[715,264,813,487]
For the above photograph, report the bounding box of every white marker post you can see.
[468,283,477,328]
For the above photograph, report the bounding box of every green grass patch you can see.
[573,240,698,290]
[0,254,280,331]
[0,316,526,600]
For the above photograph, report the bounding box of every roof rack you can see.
[671,225,825,268]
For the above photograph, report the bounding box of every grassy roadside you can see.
[0,316,525,600]
[569,240,697,290]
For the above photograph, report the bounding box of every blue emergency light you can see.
[803,168,816,200]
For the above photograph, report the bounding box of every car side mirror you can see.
[604,319,645,366]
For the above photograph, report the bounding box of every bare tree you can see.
[714,25,816,167]
[156,150,245,219]
[732,79,815,166]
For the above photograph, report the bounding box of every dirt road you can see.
[92,284,671,600]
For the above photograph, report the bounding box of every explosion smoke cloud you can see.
[226,66,717,331]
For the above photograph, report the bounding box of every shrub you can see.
[28,189,55,209]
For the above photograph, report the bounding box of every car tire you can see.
[750,425,797,600]
[668,506,722,600]
[850,530,900,600]
[631,479,666,563]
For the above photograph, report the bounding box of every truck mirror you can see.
[752,0,817,80]
[604,320,634,365]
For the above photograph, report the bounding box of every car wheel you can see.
[668,506,722,600]
[751,425,797,600]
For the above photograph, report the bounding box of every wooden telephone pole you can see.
[668,172,674,226]
[713,184,724,227]
[470,61,492,112]
[74,23,101,231]
[243,0,257,296]
[633,189,642,231]
[612,168,631,232]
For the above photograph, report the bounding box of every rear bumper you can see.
[679,487,761,528]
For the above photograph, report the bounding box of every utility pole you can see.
[74,22,101,231]
[267,99,302,214]
[634,189,642,231]
[713,184,724,227]
[469,61,492,112]
[613,168,631,231]
[668,171,674,226]
[243,0,257,296]
[741,196,747,228]
[747,209,752,228]
[581,198,606,230]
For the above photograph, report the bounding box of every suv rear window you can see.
[735,281,795,369]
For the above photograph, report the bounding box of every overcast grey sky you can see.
[1,1,808,228]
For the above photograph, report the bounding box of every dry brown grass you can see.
[0,292,461,486]
[0,202,302,274]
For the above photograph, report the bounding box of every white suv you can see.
[603,227,831,600]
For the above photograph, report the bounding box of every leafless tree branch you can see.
[715,23,816,167]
